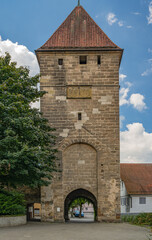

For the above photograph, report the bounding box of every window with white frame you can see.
[139,197,146,204]
[121,197,129,206]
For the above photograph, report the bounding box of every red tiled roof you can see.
[120,164,152,195]
[37,6,122,50]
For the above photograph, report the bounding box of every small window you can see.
[58,59,63,65]
[139,197,146,204]
[97,56,101,65]
[34,209,40,215]
[78,113,82,120]
[121,198,126,206]
[121,197,129,206]
[80,56,87,64]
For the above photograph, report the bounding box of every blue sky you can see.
[0,0,152,163]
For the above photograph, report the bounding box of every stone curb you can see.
[146,233,152,240]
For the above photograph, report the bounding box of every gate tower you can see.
[36,3,123,222]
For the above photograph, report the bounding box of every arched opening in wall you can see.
[27,203,41,222]
[64,189,97,223]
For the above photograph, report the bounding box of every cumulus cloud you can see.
[120,87,130,106]
[125,82,132,88]
[31,100,40,110]
[141,59,152,76]
[130,94,147,111]
[148,48,152,53]
[127,25,133,29]
[120,116,125,129]
[132,12,141,15]
[107,13,118,25]
[120,74,147,111]
[147,1,152,24]
[119,73,127,82]
[0,36,39,76]
[0,36,40,109]
[107,13,132,28]
[120,90,147,111]
[121,123,152,163]
[118,21,124,27]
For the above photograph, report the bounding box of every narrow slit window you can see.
[80,56,87,64]
[78,113,82,120]
[58,59,63,65]
[97,56,101,65]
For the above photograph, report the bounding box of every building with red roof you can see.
[120,164,152,214]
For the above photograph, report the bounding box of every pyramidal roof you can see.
[37,5,122,51]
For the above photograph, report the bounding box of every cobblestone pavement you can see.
[0,222,148,240]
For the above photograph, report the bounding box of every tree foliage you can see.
[70,197,92,218]
[0,53,57,189]
[0,190,25,216]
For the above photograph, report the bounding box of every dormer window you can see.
[80,56,87,64]
[58,59,63,65]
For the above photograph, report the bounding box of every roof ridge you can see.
[40,6,78,49]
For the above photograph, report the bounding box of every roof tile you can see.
[38,6,121,50]
[121,164,152,195]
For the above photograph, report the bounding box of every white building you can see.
[120,164,152,215]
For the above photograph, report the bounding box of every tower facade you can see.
[36,5,123,222]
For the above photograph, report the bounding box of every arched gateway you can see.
[64,189,97,221]
[35,3,123,222]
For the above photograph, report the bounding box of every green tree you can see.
[0,53,57,190]
[70,198,91,218]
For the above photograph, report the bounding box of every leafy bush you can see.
[122,213,152,226]
[0,190,26,216]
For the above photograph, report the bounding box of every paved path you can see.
[0,222,148,240]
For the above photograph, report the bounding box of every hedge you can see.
[122,213,152,226]
[0,190,26,216]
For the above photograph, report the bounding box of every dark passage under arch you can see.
[64,188,97,221]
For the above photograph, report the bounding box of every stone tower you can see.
[36,4,123,222]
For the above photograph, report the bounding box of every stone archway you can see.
[64,188,97,221]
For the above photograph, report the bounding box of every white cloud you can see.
[119,73,127,81]
[0,36,39,76]
[120,87,130,106]
[148,48,152,53]
[141,68,152,76]
[125,81,132,88]
[120,116,125,129]
[121,123,152,163]
[118,21,124,27]
[107,13,118,25]
[132,12,141,15]
[141,58,152,76]
[31,100,40,109]
[120,76,147,111]
[127,25,133,29]
[129,94,147,111]
[107,13,132,28]
[148,1,152,24]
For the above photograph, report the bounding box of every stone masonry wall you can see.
[39,51,121,222]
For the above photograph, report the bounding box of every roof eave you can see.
[35,47,123,66]
[128,192,152,195]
